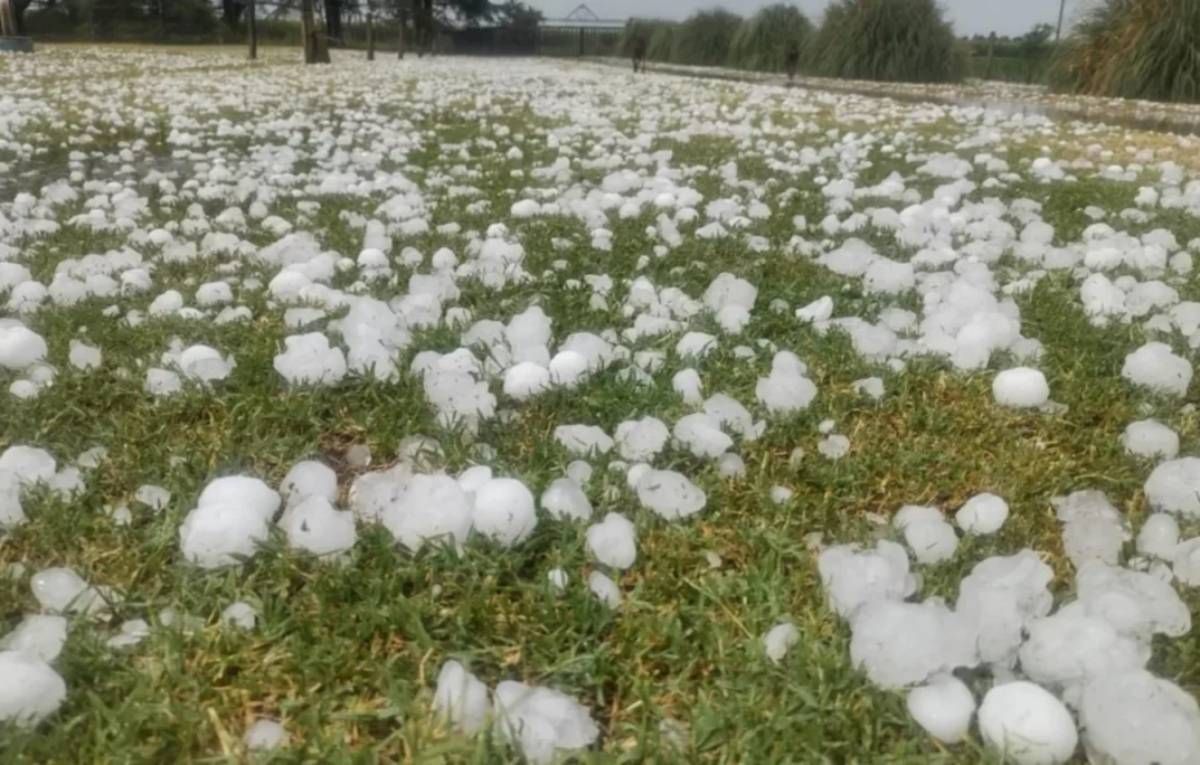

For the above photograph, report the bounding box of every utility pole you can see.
[1055,0,1068,43]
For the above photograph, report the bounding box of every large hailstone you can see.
[585,513,637,569]
[539,477,593,521]
[978,681,1077,765]
[635,469,706,520]
[906,674,976,744]
[381,474,473,552]
[1144,458,1200,517]
[0,323,48,370]
[179,476,281,568]
[1121,342,1192,397]
[1079,670,1200,765]
[0,614,68,663]
[1121,419,1180,460]
[493,681,599,764]
[817,540,917,619]
[277,495,356,556]
[472,478,537,547]
[273,333,347,385]
[434,660,490,735]
[0,650,67,727]
[992,367,1049,409]
[955,493,1009,536]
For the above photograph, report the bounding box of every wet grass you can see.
[1,46,1199,763]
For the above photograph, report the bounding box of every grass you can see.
[0,45,1199,763]
[1053,0,1200,102]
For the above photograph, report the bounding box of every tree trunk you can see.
[301,0,329,63]
[323,0,342,45]
[417,0,433,56]
[12,0,31,34]
[221,0,244,29]
[1,0,14,37]
[247,0,257,59]
[397,8,406,58]
[366,12,375,60]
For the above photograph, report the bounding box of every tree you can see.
[323,0,342,42]
[220,0,242,29]
[1016,22,1054,82]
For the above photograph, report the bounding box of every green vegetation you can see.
[1054,0,1200,102]
[669,9,742,68]
[728,4,813,73]
[808,0,964,84]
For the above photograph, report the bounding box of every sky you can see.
[531,1,1091,38]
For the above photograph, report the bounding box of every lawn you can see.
[1,45,1199,763]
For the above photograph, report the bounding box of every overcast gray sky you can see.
[532,1,1090,38]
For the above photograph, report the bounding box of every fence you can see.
[537,24,621,58]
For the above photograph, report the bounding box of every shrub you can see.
[729,4,813,72]
[646,23,677,61]
[620,18,670,57]
[1053,0,1200,102]
[670,8,741,67]
[809,0,964,83]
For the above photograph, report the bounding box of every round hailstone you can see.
[30,567,101,614]
[0,650,67,726]
[197,476,281,521]
[540,478,593,521]
[0,324,48,370]
[1121,342,1193,397]
[244,718,288,751]
[1079,670,1200,765]
[672,368,703,405]
[1137,513,1180,559]
[381,474,473,553]
[0,614,67,663]
[548,351,589,388]
[0,445,56,485]
[277,496,357,556]
[906,675,976,744]
[1121,419,1180,460]
[636,470,706,520]
[762,622,799,664]
[472,478,537,547]
[180,502,272,568]
[1175,539,1200,586]
[903,519,959,564]
[273,333,347,386]
[585,513,637,569]
[817,434,850,460]
[280,460,338,506]
[503,362,551,400]
[434,660,490,735]
[955,493,1009,535]
[992,368,1050,409]
[1144,458,1200,517]
[978,681,1077,765]
[717,452,746,478]
[614,417,670,462]
[221,601,258,630]
[588,571,622,608]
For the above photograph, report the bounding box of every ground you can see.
[0,45,1199,763]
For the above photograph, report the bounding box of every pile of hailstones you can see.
[811,454,1200,765]
[0,438,688,761]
